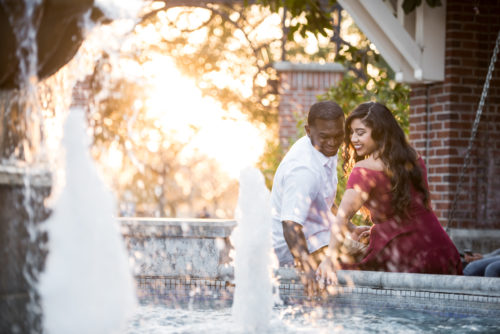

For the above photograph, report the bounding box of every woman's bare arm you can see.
[327,188,368,253]
[316,188,368,284]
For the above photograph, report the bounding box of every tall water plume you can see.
[38,108,136,334]
[232,167,280,332]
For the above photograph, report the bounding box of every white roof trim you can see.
[338,0,446,83]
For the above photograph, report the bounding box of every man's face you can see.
[305,118,345,157]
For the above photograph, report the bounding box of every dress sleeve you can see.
[346,167,376,195]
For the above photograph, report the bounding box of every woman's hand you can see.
[464,252,483,263]
[351,225,371,244]
[315,255,339,288]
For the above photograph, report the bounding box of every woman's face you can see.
[350,118,378,157]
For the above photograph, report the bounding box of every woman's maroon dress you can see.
[343,160,463,274]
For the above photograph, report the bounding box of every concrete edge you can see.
[218,266,500,297]
[120,219,237,238]
[449,228,500,238]
[0,165,51,187]
[273,61,345,72]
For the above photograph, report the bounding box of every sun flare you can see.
[137,54,266,179]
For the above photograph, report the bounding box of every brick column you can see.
[409,0,500,229]
[274,62,344,148]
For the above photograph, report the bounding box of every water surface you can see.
[125,300,500,334]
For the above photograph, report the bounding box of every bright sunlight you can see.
[140,54,266,179]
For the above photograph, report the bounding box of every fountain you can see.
[0,0,106,90]
[0,0,137,332]
[38,109,136,334]
[232,167,280,332]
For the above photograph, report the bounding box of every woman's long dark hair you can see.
[343,102,430,217]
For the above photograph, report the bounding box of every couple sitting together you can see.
[271,100,463,293]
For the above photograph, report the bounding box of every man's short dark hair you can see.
[307,101,344,127]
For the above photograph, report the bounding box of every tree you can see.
[128,2,287,194]
[89,73,185,216]
[137,2,283,125]
[87,58,240,217]
[133,0,439,125]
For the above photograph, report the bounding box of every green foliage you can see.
[402,0,442,15]
[258,0,337,38]
[324,73,410,134]
[257,133,284,189]
[89,77,191,216]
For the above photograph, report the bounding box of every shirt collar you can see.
[325,156,336,169]
[307,136,337,168]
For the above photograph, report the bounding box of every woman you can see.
[317,102,462,282]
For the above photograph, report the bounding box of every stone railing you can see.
[120,218,236,278]
[449,228,500,254]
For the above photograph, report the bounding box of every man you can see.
[271,100,345,294]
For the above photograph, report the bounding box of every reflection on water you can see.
[126,301,500,334]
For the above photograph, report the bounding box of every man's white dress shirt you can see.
[270,136,338,265]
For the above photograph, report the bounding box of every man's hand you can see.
[297,259,320,297]
[282,220,322,296]
[316,255,339,288]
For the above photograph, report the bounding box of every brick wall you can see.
[274,62,344,148]
[409,0,500,229]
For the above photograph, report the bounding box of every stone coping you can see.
[449,228,500,239]
[277,267,500,297]
[0,165,51,187]
[273,61,345,72]
[449,228,500,254]
[119,218,236,238]
[217,265,500,297]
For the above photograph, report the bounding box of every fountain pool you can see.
[123,297,500,334]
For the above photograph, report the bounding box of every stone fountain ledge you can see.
[276,267,500,297]
[0,165,51,186]
[120,218,236,278]
[120,217,236,238]
[276,268,500,317]
[119,218,500,296]
[120,218,500,316]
